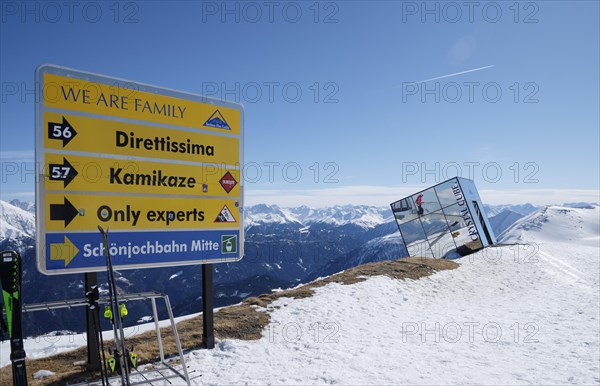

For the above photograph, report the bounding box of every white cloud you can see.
[0,150,34,162]
[2,186,597,210]
[479,188,600,206]
[246,185,417,208]
[246,185,600,208]
[1,191,35,198]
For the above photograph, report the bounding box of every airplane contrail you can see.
[397,64,495,87]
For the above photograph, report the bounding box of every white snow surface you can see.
[168,270,184,280]
[1,205,599,385]
[0,200,35,240]
[499,204,600,246]
[32,369,55,379]
[0,312,201,368]
[179,205,600,385]
[9,199,35,214]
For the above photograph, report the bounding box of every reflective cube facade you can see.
[390,177,496,258]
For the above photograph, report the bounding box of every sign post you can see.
[84,272,100,370]
[35,65,244,357]
[201,264,215,349]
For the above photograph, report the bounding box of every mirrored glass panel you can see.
[419,210,448,236]
[407,241,435,259]
[456,237,483,256]
[427,231,456,252]
[398,219,427,246]
[424,214,455,248]
[391,197,418,225]
[431,237,460,259]
[435,178,462,209]
[411,187,441,218]
[442,203,483,256]
[443,203,468,228]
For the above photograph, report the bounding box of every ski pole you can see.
[98,226,131,386]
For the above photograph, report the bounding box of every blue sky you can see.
[1,1,598,207]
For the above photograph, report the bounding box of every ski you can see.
[0,302,8,341]
[0,250,28,386]
[97,226,131,386]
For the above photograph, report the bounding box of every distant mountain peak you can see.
[489,209,525,236]
[9,198,35,213]
[562,202,599,209]
[0,200,36,240]
[245,204,392,230]
[484,203,539,217]
[499,204,599,245]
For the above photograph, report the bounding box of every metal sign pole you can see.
[201,264,215,349]
[84,272,101,370]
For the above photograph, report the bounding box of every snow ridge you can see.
[0,200,36,240]
[245,204,392,229]
[499,204,600,246]
[9,199,35,213]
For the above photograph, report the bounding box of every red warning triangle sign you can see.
[214,205,236,223]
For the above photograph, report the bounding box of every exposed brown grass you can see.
[0,257,458,385]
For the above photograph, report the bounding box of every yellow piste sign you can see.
[36,65,244,275]
[43,112,240,165]
[43,73,241,135]
[44,194,240,232]
[43,153,240,196]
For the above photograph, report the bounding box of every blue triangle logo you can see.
[203,110,231,130]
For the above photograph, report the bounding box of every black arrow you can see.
[48,157,78,188]
[47,117,78,147]
[50,197,79,227]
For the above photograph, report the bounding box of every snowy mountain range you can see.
[0,200,402,335]
[245,204,393,229]
[2,202,598,385]
[0,199,586,335]
[488,209,524,235]
[483,202,539,217]
[0,199,541,243]
[499,204,600,245]
[8,198,35,214]
[0,199,35,240]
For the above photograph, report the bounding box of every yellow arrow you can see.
[50,236,79,266]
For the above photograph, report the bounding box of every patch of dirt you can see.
[0,257,458,385]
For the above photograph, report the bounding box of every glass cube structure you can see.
[390,177,496,259]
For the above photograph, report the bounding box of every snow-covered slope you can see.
[489,209,524,235]
[6,205,598,384]
[9,199,35,214]
[0,200,36,240]
[181,204,600,384]
[499,204,599,246]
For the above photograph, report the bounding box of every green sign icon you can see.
[221,235,237,254]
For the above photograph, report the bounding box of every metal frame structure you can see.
[18,292,191,385]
